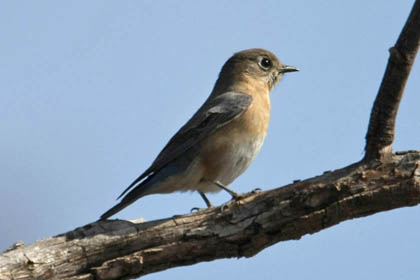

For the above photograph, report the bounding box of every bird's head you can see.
[214,48,298,94]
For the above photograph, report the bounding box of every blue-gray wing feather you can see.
[117,91,253,199]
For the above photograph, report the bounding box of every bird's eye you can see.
[259,57,272,70]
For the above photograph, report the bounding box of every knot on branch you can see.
[389,46,412,65]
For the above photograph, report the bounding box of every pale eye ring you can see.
[259,57,272,70]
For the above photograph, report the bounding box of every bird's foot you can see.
[190,205,214,213]
[250,187,262,194]
[172,214,184,218]
[221,203,229,212]
[190,207,202,213]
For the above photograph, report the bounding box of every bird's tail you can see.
[100,176,154,220]
[100,164,178,220]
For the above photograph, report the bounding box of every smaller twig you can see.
[364,0,420,161]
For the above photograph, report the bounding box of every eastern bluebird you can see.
[100,48,298,220]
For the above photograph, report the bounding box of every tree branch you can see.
[1,151,420,280]
[365,0,420,160]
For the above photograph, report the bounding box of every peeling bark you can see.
[1,151,420,279]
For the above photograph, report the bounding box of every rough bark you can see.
[364,0,420,160]
[1,151,420,280]
[1,1,420,279]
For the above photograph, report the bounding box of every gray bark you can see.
[1,152,420,280]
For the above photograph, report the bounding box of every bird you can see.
[100,48,298,220]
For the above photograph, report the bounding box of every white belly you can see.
[197,134,266,193]
[219,136,264,184]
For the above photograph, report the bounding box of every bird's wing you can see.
[117,91,253,199]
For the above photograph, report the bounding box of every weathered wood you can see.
[1,151,420,280]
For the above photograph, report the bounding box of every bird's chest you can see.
[200,94,270,184]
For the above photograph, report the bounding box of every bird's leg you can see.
[199,191,214,208]
[191,191,214,212]
[211,180,240,198]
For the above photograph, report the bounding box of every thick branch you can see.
[1,151,420,280]
[365,0,420,160]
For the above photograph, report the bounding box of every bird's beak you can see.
[279,65,299,73]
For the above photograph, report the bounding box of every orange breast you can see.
[199,88,271,185]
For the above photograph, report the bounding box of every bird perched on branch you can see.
[100,48,298,220]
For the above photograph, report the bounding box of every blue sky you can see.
[1,1,419,279]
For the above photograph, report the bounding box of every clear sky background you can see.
[1,1,420,279]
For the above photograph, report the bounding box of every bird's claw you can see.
[190,207,202,213]
[221,203,229,212]
[172,214,183,218]
[251,188,262,194]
